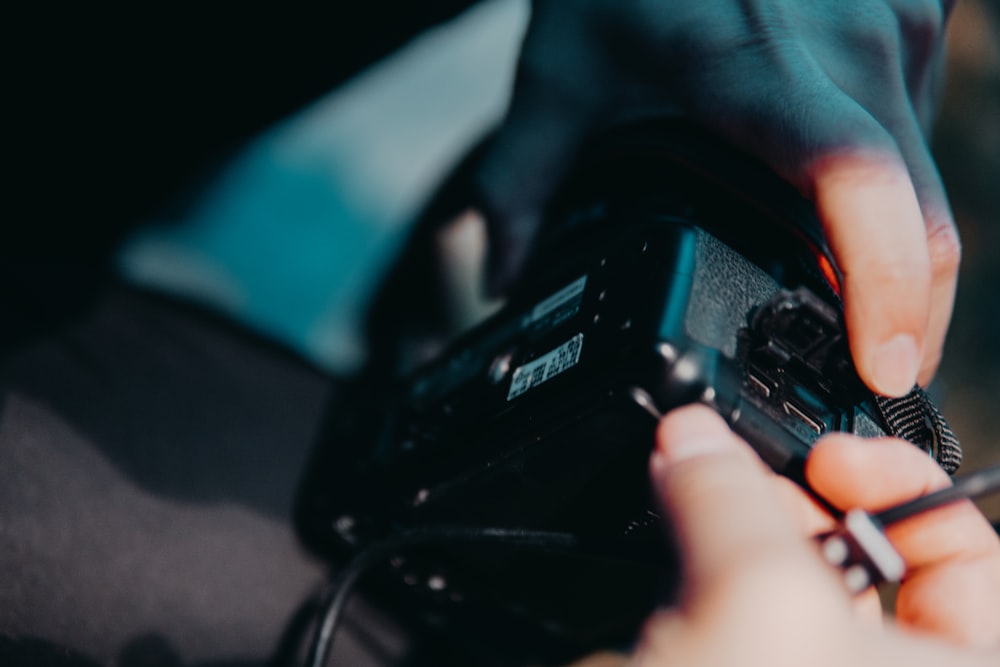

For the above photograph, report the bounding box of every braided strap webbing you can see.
[875,386,962,474]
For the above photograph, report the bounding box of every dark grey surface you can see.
[933,0,1000,521]
[0,285,396,666]
[685,230,779,358]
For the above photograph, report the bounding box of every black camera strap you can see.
[875,387,962,474]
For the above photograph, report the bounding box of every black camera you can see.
[296,122,958,665]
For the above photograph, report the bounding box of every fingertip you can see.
[848,324,923,399]
[805,433,872,479]
[805,434,951,511]
[812,152,931,398]
[653,405,739,468]
[868,334,921,397]
[804,434,868,491]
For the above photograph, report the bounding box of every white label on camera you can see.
[507,333,584,401]
[522,275,587,328]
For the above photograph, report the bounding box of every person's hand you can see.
[803,433,1000,645]
[477,0,961,396]
[630,405,1000,667]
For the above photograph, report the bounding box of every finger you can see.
[807,436,999,568]
[879,110,959,385]
[808,3,957,385]
[853,586,884,625]
[896,557,1000,647]
[651,406,823,595]
[810,146,931,397]
[835,54,960,386]
[807,435,1000,645]
[474,57,598,296]
[771,473,837,537]
[688,66,932,398]
[771,474,884,623]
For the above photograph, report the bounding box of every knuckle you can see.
[838,4,904,70]
[925,221,962,281]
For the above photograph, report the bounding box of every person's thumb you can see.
[651,406,814,593]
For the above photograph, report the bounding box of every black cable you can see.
[302,526,659,667]
[304,465,1000,666]
[874,462,1000,527]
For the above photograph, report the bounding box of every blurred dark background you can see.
[933,0,1000,520]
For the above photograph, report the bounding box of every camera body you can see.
[296,123,909,664]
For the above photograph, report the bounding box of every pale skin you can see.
[615,405,1000,667]
[479,0,962,397]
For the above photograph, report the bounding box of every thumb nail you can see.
[656,435,736,468]
[870,334,919,397]
[654,407,740,469]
